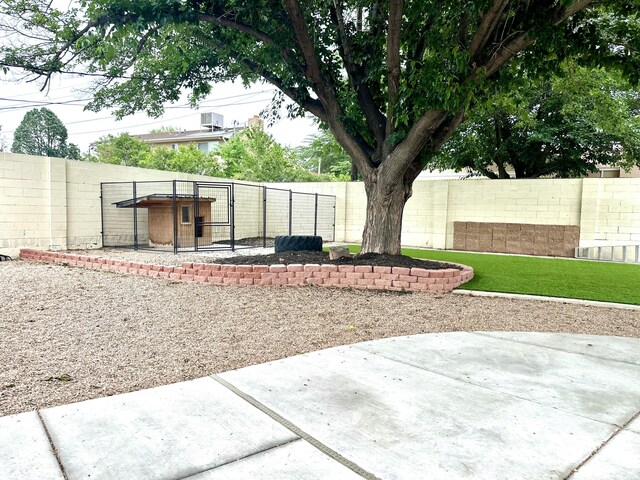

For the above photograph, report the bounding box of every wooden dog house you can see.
[114,194,216,248]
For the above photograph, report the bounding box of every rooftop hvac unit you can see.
[201,112,224,129]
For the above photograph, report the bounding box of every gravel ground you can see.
[1,259,639,416]
[70,247,276,266]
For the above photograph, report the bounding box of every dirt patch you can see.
[214,251,461,270]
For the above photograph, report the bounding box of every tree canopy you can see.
[2,0,638,252]
[432,62,640,178]
[11,108,81,159]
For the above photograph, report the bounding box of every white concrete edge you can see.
[453,289,640,311]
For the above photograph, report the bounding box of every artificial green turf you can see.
[340,245,640,305]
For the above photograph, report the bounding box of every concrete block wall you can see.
[579,179,640,245]
[0,153,67,251]
[276,177,639,251]
[290,192,316,236]
[231,183,263,242]
[0,153,233,255]
[276,178,590,250]
[264,187,291,238]
[444,179,583,250]
[403,180,449,248]
[2,152,640,255]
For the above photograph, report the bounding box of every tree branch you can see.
[196,35,326,122]
[458,12,470,48]
[283,0,373,175]
[197,13,276,46]
[481,167,500,179]
[468,0,510,58]
[197,12,305,74]
[382,109,448,183]
[557,0,595,24]
[483,0,596,78]
[383,0,403,157]
[28,18,106,88]
[484,30,535,77]
[330,2,386,151]
[496,161,510,178]
[402,111,467,185]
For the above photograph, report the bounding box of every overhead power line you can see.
[0,89,277,135]
[0,88,276,113]
[0,97,90,111]
[69,97,274,136]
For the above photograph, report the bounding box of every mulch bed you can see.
[214,251,461,270]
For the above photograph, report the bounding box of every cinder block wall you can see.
[444,179,583,249]
[274,176,640,251]
[2,152,640,255]
[0,153,67,252]
[270,182,347,241]
[580,179,640,245]
[0,152,232,255]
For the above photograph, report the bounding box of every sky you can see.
[0,74,320,153]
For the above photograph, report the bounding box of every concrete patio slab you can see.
[219,343,621,479]
[628,415,640,434]
[0,412,63,480]
[354,332,640,424]
[40,377,298,480]
[4,333,640,479]
[571,430,640,479]
[188,439,363,479]
[478,331,640,366]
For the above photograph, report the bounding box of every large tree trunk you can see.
[361,171,412,255]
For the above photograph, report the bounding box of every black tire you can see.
[0,254,12,261]
[274,235,323,253]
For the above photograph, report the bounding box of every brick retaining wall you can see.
[19,249,474,293]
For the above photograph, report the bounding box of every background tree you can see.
[89,132,223,176]
[3,1,638,253]
[90,133,151,167]
[11,108,81,159]
[219,127,333,182]
[295,130,353,180]
[432,63,640,178]
[149,126,180,134]
[140,144,223,177]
